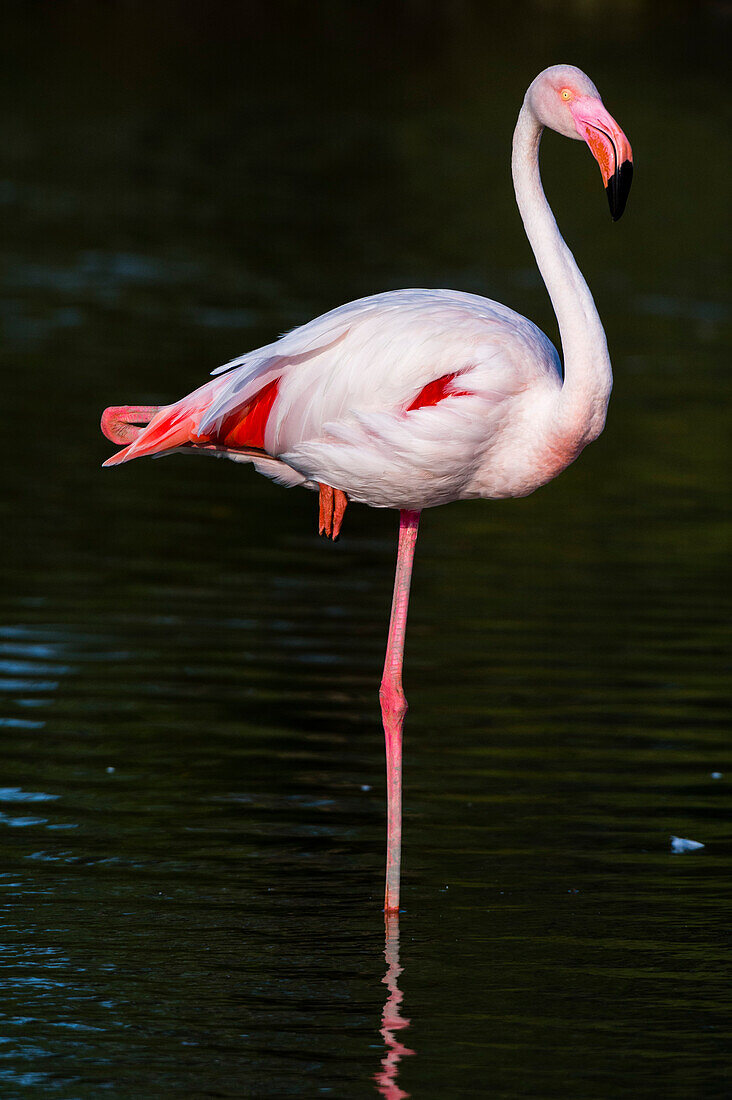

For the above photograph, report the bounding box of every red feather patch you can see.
[407,372,471,411]
[212,378,280,450]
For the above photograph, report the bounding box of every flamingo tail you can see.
[101,377,282,467]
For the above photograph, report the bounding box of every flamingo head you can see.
[526,64,633,221]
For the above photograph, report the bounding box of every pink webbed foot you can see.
[101,405,161,445]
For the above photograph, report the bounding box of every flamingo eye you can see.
[561,88,573,101]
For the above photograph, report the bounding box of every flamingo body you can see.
[105,288,570,509]
[101,64,633,911]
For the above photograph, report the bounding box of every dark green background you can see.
[0,2,729,1096]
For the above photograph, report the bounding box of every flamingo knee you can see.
[379,678,407,730]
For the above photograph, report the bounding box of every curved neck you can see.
[512,102,612,445]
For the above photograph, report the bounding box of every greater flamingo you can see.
[101,65,632,912]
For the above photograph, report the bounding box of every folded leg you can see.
[318,484,348,539]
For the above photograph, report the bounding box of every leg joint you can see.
[379,679,408,725]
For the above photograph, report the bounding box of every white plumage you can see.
[104,63,633,521]
[224,289,563,508]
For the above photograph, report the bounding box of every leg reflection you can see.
[374,911,415,1100]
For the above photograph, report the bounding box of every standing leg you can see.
[380,509,421,912]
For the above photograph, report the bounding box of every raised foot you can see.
[318,483,348,539]
[101,405,161,445]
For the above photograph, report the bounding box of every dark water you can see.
[1,2,730,1096]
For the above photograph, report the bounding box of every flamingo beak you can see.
[570,97,633,221]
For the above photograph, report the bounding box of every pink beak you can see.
[570,97,633,220]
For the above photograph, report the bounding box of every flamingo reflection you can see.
[374,912,415,1099]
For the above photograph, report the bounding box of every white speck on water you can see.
[360,784,371,792]
[711,772,723,780]
[670,835,705,853]
[106,767,115,774]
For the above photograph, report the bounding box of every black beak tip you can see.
[607,159,633,222]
